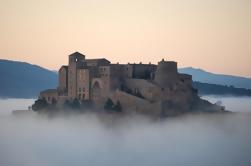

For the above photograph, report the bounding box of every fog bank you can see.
[0,113,251,166]
[0,98,34,116]
[202,95,251,112]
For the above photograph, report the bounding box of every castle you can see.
[39,52,223,116]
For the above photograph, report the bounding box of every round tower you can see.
[154,59,178,87]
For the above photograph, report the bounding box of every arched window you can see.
[92,81,101,100]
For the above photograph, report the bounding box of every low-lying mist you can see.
[202,95,251,112]
[0,112,251,166]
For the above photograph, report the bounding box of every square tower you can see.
[68,52,85,99]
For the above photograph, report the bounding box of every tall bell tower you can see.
[68,52,85,99]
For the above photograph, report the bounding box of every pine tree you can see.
[113,101,122,112]
[104,98,114,110]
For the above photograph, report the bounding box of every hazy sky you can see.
[0,0,250,77]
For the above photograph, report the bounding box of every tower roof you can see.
[69,51,85,58]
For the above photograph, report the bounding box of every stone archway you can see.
[92,81,101,100]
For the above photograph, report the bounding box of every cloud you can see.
[0,112,251,166]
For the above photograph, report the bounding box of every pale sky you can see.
[0,0,250,77]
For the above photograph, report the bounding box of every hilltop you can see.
[179,67,251,89]
[0,59,57,98]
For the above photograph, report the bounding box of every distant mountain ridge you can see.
[0,59,57,98]
[179,67,251,89]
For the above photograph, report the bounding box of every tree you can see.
[104,98,114,110]
[63,100,71,109]
[71,98,80,110]
[32,98,48,111]
[113,101,122,112]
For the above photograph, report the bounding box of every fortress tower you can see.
[68,52,85,99]
[154,59,178,87]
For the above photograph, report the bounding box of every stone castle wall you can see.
[58,66,68,96]
[77,69,90,100]
[113,90,162,116]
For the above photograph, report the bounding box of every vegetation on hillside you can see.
[193,81,251,96]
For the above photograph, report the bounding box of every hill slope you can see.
[179,67,251,89]
[193,81,251,96]
[0,59,57,98]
